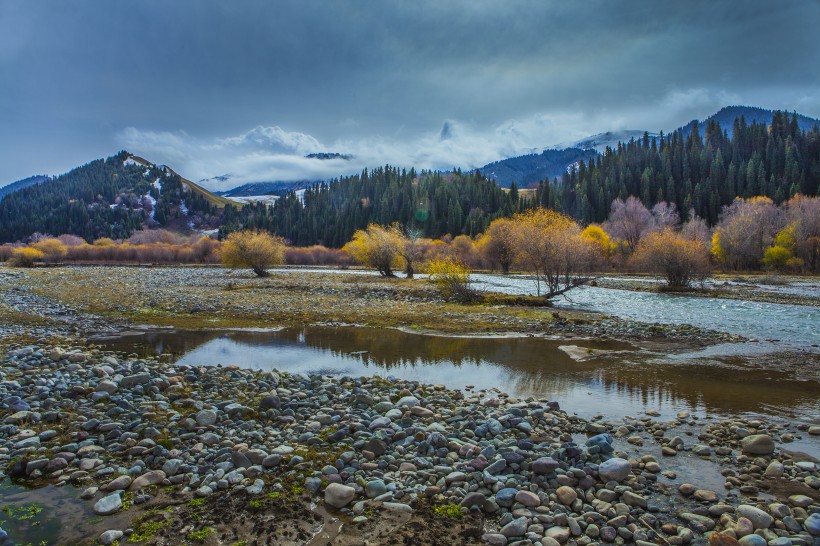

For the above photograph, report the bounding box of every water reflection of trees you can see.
[102,327,819,417]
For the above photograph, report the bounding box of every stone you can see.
[94,493,122,515]
[499,516,528,538]
[737,535,767,546]
[120,373,150,387]
[246,479,264,495]
[96,380,118,394]
[740,434,775,455]
[586,433,614,454]
[482,534,508,546]
[736,505,773,529]
[708,533,740,546]
[805,512,820,535]
[514,490,541,507]
[679,512,716,531]
[410,406,433,418]
[495,488,518,507]
[162,459,183,476]
[365,479,387,498]
[544,527,571,544]
[787,494,812,508]
[100,530,124,545]
[195,409,217,427]
[622,490,647,509]
[460,492,486,508]
[102,475,132,491]
[324,483,355,508]
[129,470,166,491]
[763,461,784,477]
[556,486,577,505]
[532,457,560,474]
[598,457,631,482]
[694,489,718,503]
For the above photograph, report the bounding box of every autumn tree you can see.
[603,197,655,252]
[580,225,613,269]
[426,257,478,302]
[479,217,516,273]
[31,238,68,263]
[631,229,711,288]
[342,223,404,277]
[220,230,286,277]
[511,208,593,298]
[711,197,781,270]
[782,194,820,272]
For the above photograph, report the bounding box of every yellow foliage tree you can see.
[342,224,405,277]
[632,229,711,288]
[426,257,477,302]
[479,217,516,273]
[220,230,286,277]
[510,208,593,298]
[761,245,794,271]
[580,225,613,267]
[8,247,45,268]
[32,238,68,263]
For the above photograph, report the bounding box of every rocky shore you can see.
[1,339,817,545]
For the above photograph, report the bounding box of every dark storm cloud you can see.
[1,0,818,185]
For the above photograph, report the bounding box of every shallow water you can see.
[97,327,820,430]
[471,274,820,351]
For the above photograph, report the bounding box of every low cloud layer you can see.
[117,87,751,190]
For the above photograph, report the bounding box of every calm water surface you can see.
[97,326,820,427]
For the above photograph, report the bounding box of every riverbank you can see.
[1,337,818,545]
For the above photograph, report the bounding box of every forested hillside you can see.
[536,111,820,224]
[0,151,220,242]
[221,167,519,247]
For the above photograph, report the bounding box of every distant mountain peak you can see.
[305,152,353,160]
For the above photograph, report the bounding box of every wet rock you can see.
[740,434,775,455]
[102,475,132,491]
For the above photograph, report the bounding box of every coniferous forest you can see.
[536,112,820,225]
[1,112,818,246]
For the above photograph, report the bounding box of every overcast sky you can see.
[2,1,819,189]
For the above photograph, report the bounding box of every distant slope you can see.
[560,130,659,153]
[480,148,599,188]
[678,106,820,137]
[211,179,314,198]
[127,155,233,208]
[0,175,50,201]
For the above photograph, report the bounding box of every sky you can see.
[1,0,819,190]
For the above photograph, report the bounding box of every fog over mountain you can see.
[1,1,819,189]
